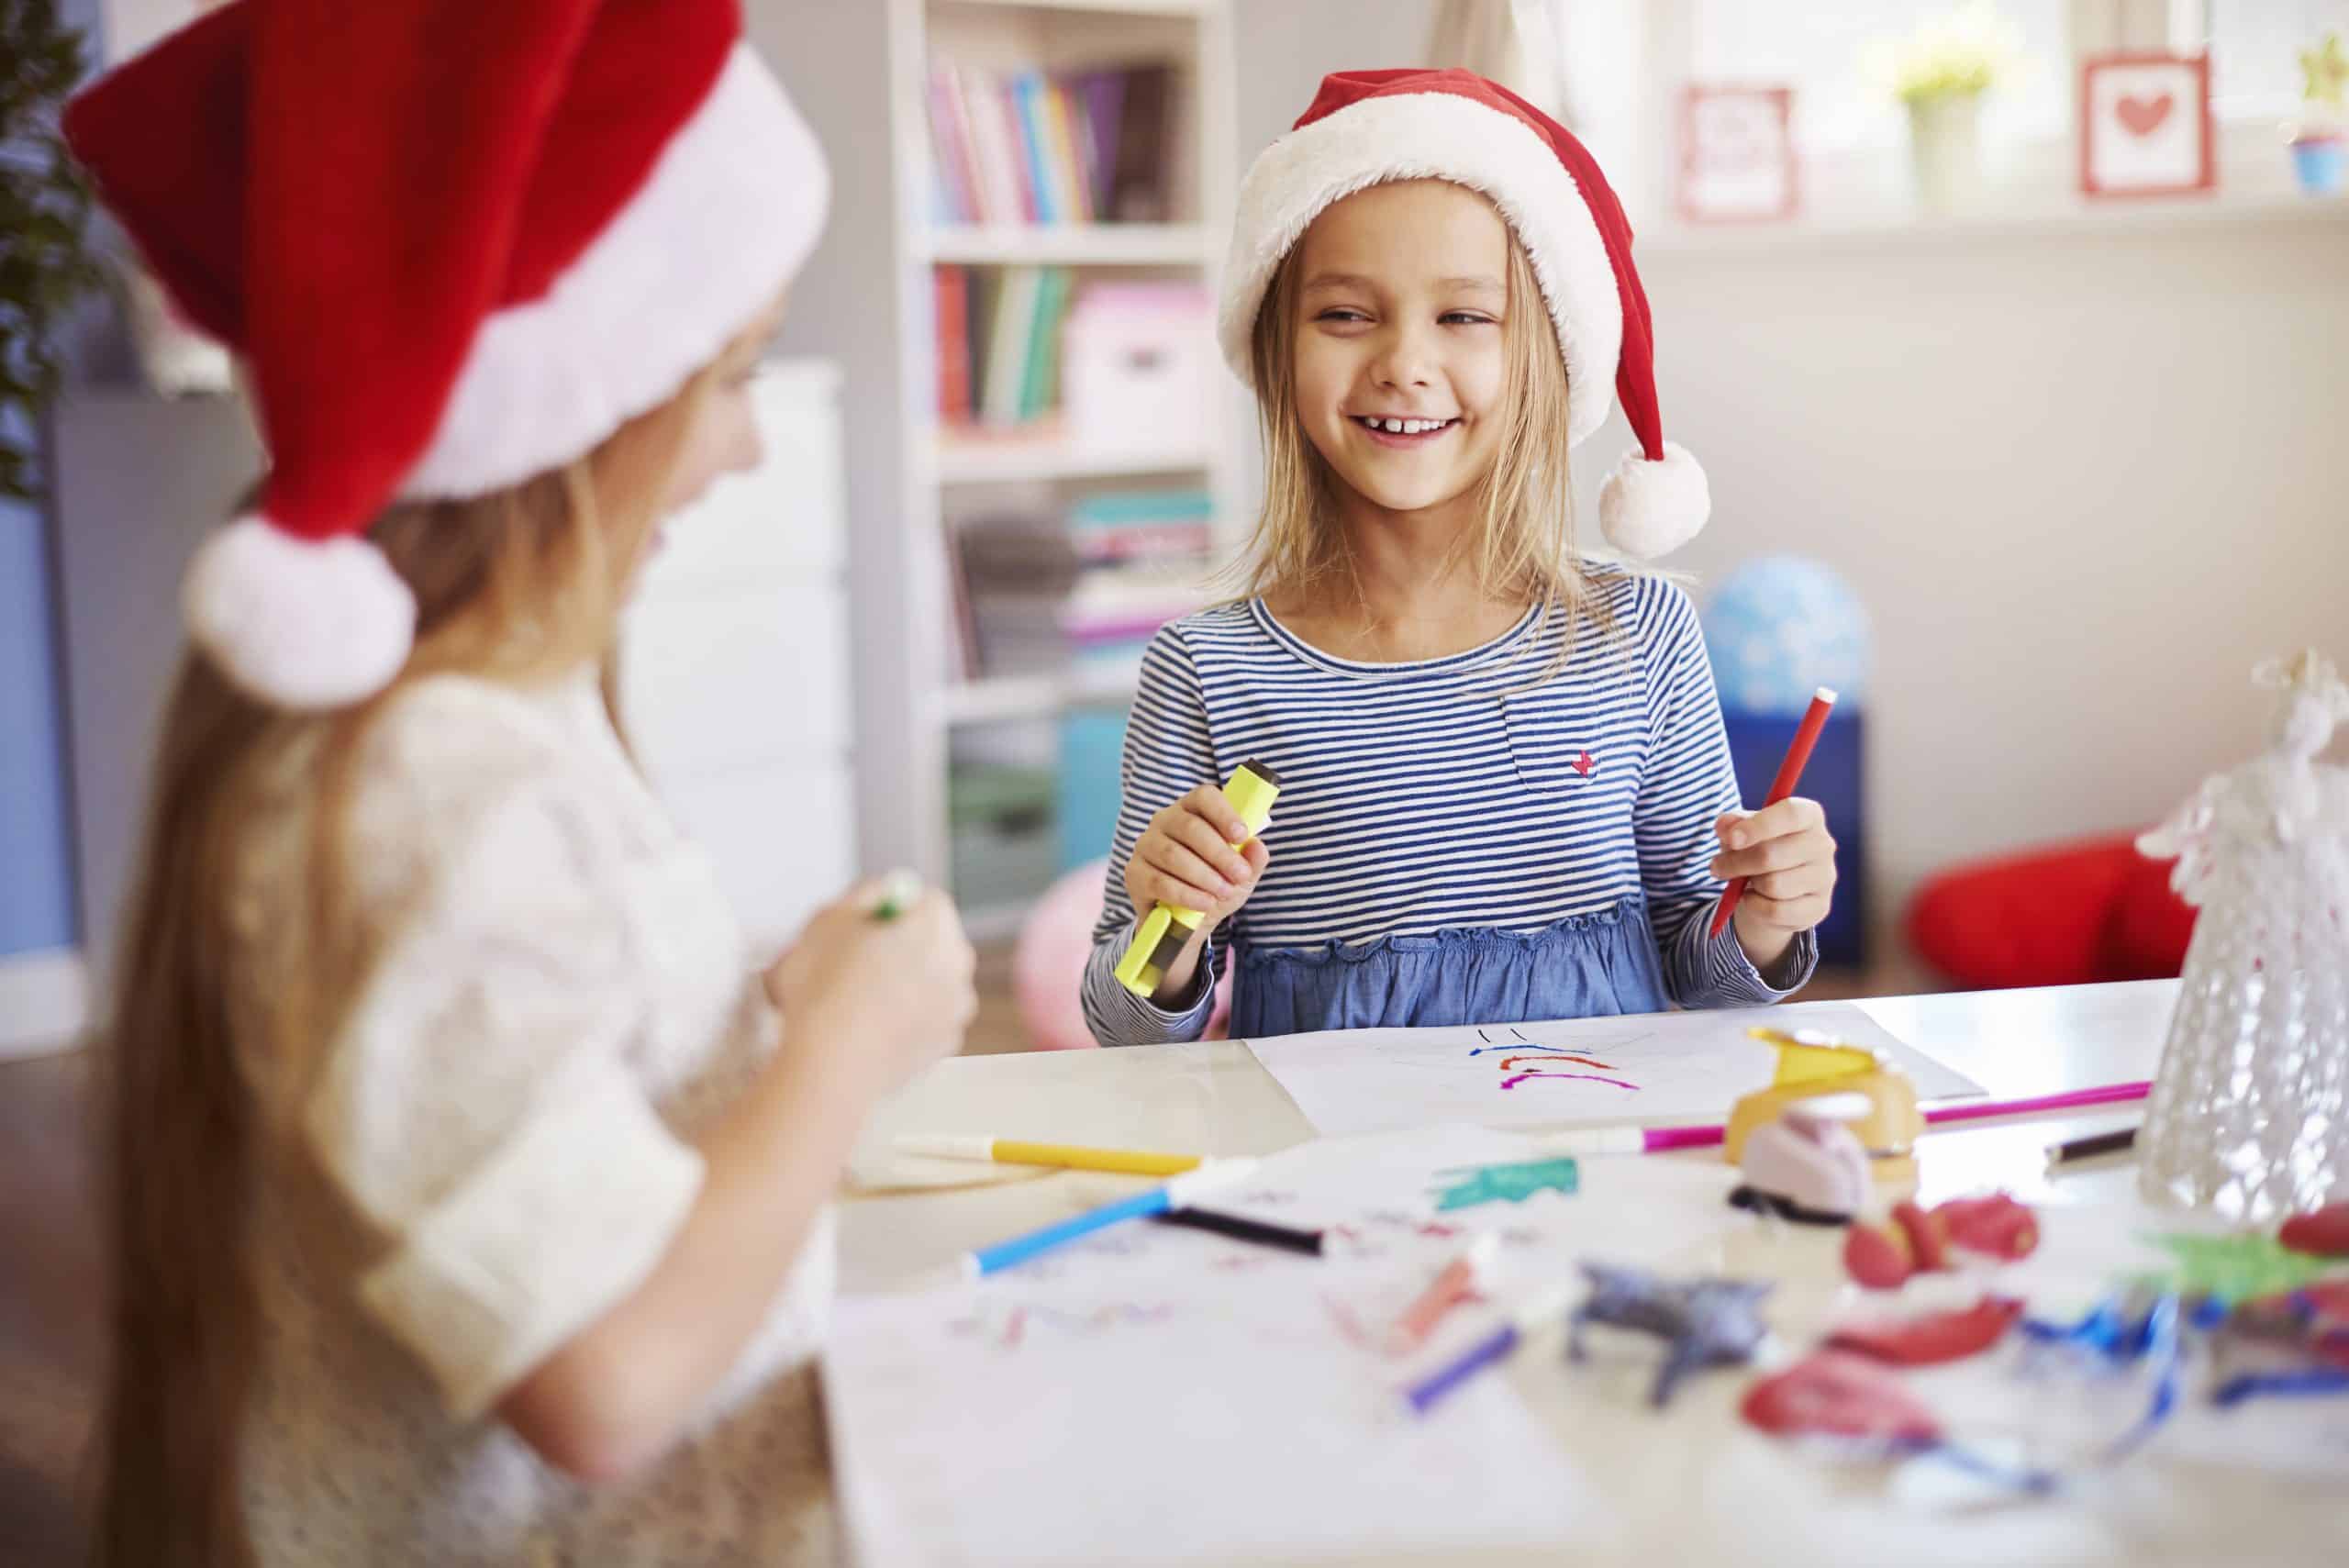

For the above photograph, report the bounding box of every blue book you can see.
[1013,72,1059,224]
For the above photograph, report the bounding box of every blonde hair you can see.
[87,371,712,1568]
[1233,207,1620,673]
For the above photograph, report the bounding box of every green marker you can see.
[869,869,924,922]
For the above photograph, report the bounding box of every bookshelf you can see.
[885,0,1240,929]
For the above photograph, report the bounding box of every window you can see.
[1689,2,2073,156]
[2201,0,2349,121]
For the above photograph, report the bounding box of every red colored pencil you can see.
[1709,686,1838,940]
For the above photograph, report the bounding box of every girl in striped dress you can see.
[1084,70,1838,1047]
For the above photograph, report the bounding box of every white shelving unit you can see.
[919,221,1216,266]
[883,0,1241,921]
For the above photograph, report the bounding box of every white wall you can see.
[1609,210,2349,930]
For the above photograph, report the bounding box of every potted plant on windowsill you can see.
[2291,32,2347,198]
[1866,3,2028,215]
[1,0,105,503]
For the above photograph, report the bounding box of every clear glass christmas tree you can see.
[2135,650,2349,1222]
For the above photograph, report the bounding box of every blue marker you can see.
[948,1160,1260,1281]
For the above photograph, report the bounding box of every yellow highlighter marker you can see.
[1113,758,1284,999]
[894,1135,1205,1178]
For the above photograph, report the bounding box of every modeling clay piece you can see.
[1842,1192,2042,1289]
[2278,1201,2349,1257]
[1730,1101,1872,1224]
[1826,1296,2024,1365]
[1431,1156,1580,1212]
[1890,1200,1953,1270]
[1936,1194,2040,1260]
[1843,1222,1916,1289]
[1566,1263,1773,1408]
[1741,1351,1943,1442]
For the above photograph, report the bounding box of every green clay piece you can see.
[2134,1231,2347,1306]
[1431,1157,1580,1212]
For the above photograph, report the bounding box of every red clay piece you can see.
[1843,1222,1915,1289]
[1826,1296,2025,1366]
[1742,1351,1943,1443]
[2278,1202,2349,1258]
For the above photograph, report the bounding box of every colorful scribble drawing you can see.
[1500,1070,1640,1092]
[1466,1035,1646,1094]
[1323,1294,1373,1347]
[949,1300,1174,1350]
[1430,1156,1582,1211]
[1466,1029,1544,1055]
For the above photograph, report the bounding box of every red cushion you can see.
[1907,835,2196,990]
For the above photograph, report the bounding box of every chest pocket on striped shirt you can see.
[1498,695,1609,797]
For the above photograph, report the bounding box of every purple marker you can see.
[1403,1280,1576,1417]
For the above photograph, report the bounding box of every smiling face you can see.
[1288,179,1515,520]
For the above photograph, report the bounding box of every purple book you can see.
[1075,71,1127,218]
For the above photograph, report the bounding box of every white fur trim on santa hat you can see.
[1218,90,1620,446]
[184,517,417,709]
[1598,440,1709,560]
[400,46,828,500]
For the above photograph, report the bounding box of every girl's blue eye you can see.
[1316,307,1370,323]
[1440,312,1497,327]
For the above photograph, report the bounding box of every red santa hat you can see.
[63,0,828,709]
[1219,68,1707,560]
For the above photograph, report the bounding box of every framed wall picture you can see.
[2079,53,2214,198]
[1676,85,1798,224]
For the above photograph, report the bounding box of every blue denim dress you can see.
[1228,895,1673,1037]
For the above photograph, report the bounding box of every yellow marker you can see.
[893,1135,1204,1177]
[1113,759,1284,998]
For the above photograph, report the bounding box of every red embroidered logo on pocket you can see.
[1572,751,1596,777]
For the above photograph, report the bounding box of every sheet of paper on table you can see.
[824,1125,1751,1568]
[1242,1001,1984,1139]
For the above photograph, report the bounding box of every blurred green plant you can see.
[1,0,105,502]
[1865,3,2029,106]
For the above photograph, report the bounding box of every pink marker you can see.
[1536,1081,2157,1158]
[1387,1232,1499,1354]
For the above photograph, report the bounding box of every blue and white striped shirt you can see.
[1081,565,1815,1046]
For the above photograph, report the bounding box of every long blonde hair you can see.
[87,372,710,1568]
[1234,209,1617,670]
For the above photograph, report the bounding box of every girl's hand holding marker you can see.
[767,873,977,1096]
[1711,798,1838,977]
[1124,784,1274,1001]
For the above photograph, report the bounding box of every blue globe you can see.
[1700,556,1869,717]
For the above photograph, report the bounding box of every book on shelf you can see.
[949,490,1218,686]
[934,266,971,424]
[925,59,1174,228]
[937,264,1077,432]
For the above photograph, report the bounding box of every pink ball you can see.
[1011,860,1232,1050]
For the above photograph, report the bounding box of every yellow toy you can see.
[1722,1027,1923,1171]
[1112,759,1284,998]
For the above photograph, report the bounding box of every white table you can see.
[834,982,2349,1566]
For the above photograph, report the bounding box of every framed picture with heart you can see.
[1676,85,1799,224]
[2079,53,2214,198]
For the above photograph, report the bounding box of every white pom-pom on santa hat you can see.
[183,518,417,711]
[1598,441,1710,561]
